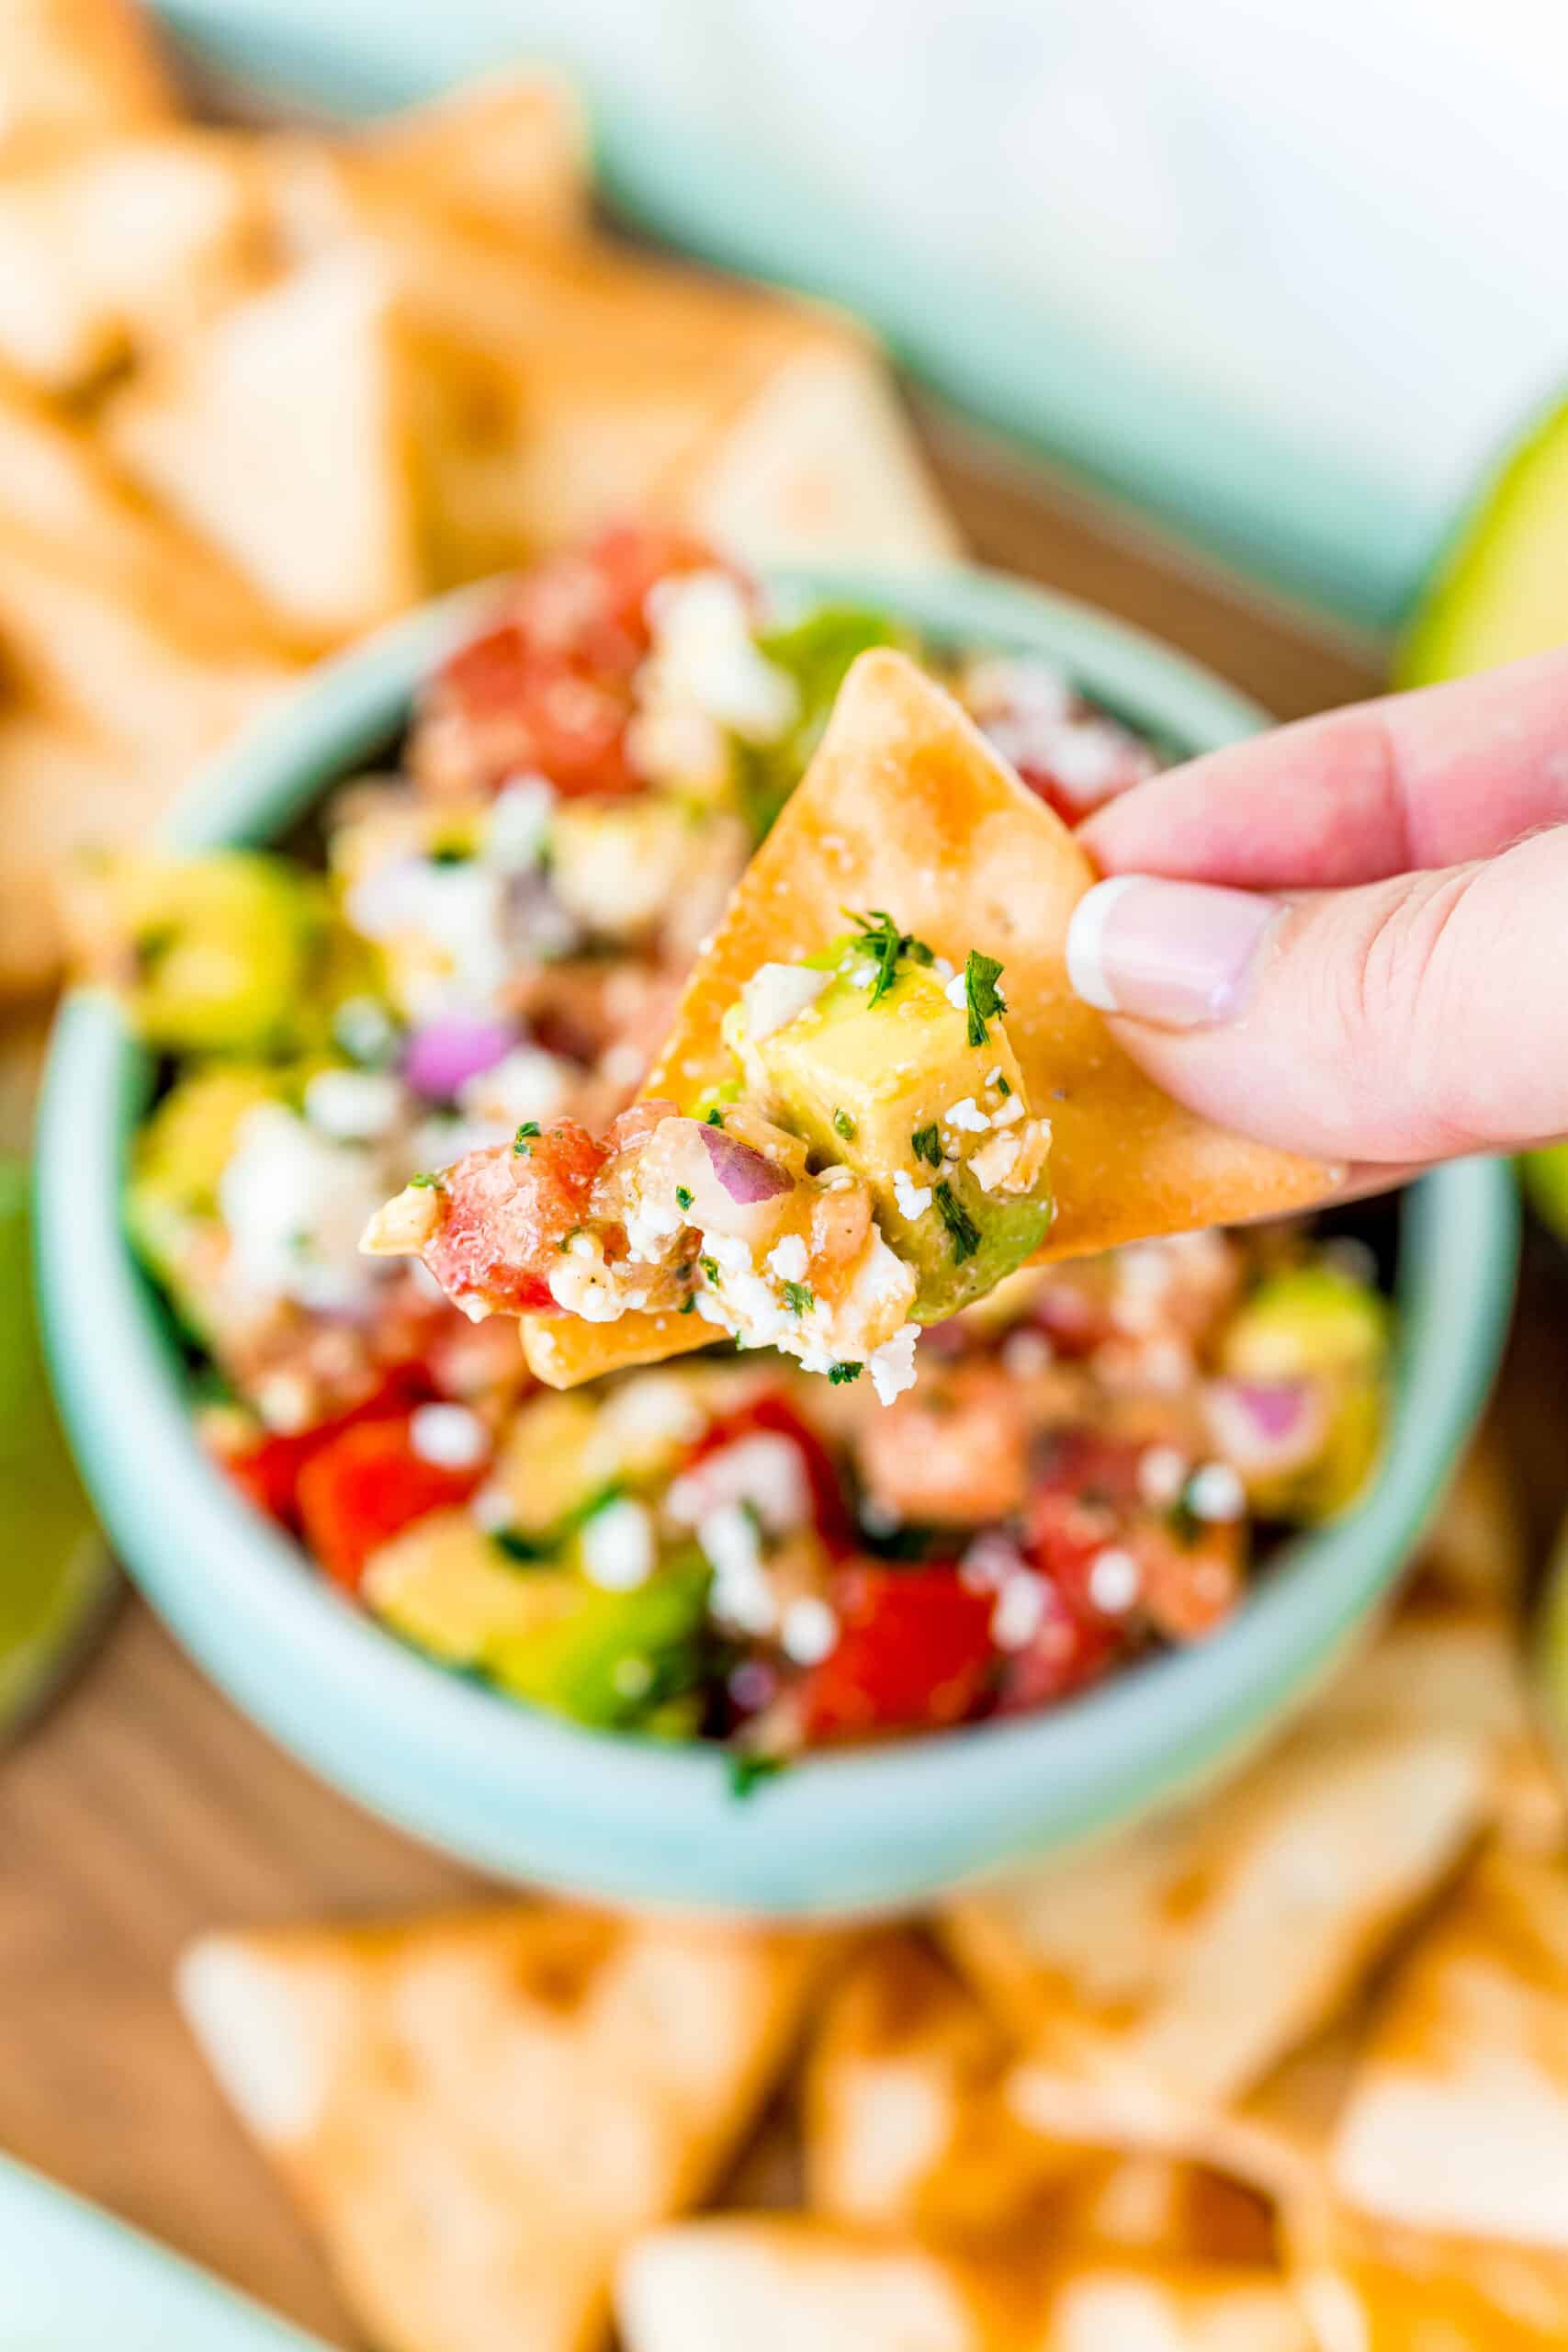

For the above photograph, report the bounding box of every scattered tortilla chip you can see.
[0,712,171,1000]
[1053,2154,1275,2270]
[0,131,271,394]
[0,0,177,165]
[102,247,440,639]
[1327,1849,1568,2251]
[805,1932,1079,2241]
[523,650,1333,1384]
[1416,1426,1527,1606]
[668,327,963,567]
[177,1904,829,2352]
[618,2221,1307,2352]
[944,1694,1487,2137]
[1288,2202,1568,2350]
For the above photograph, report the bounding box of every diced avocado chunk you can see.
[738,606,911,836]
[1223,1265,1391,1522]
[1222,1266,1391,1384]
[488,1550,712,1732]
[751,949,1051,1321]
[103,852,326,1057]
[127,1062,282,1322]
[363,1510,580,1666]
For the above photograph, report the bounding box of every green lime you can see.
[0,1156,115,1736]
[1397,393,1568,686]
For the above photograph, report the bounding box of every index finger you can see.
[1083,644,1568,888]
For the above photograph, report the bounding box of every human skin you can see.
[1064,645,1568,1176]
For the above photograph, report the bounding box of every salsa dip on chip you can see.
[80,528,1390,1765]
[364,651,1329,1400]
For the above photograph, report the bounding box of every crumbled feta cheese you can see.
[968,1133,1021,1194]
[600,1041,647,1091]
[960,1532,1030,1590]
[597,1373,707,1454]
[945,1097,990,1134]
[964,654,1073,724]
[892,1169,933,1220]
[766,1235,810,1283]
[1186,1462,1247,1522]
[668,1433,810,1536]
[943,971,968,1012]
[458,1046,572,1130]
[741,961,829,1044]
[1088,1546,1142,1614]
[332,994,400,1068]
[409,1402,490,1470]
[986,1067,1002,1088]
[780,1597,839,1667]
[695,1501,777,1635]
[643,571,800,742]
[345,855,513,1013]
[547,1238,627,1322]
[484,775,555,871]
[866,1322,919,1405]
[580,1497,656,1591]
[990,1094,1025,1126]
[303,1067,404,1144]
[219,1103,391,1315]
[471,1481,514,1532]
[850,961,877,989]
[991,1572,1048,1651]
[931,956,954,984]
[1137,1444,1190,1508]
[1000,1328,1053,1380]
[254,1371,313,1434]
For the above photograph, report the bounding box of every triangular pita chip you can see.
[523,650,1331,1384]
[1327,1849,1568,2251]
[942,1681,1487,2136]
[0,0,177,166]
[1287,2201,1568,2350]
[178,1904,829,2352]
[617,2220,1308,2352]
[347,72,590,246]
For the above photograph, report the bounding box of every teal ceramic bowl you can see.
[0,2151,327,2350]
[38,567,1518,1916]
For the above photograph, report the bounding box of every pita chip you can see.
[0,0,177,165]
[942,1703,1487,2138]
[178,1904,829,2352]
[805,1932,1080,2241]
[1288,2203,1568,2351]
[347,72,590,246]
[1327,1848,1568,2251]
[523,650,1331,1385]
[617,2221,1308,2352]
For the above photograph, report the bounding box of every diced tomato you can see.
[1025,1429,1246,1645]
[586,525,721,643]
[295,1413,489,1594]
[220,1365,431,1529]
[425,1123,608,1316]
[795,1561,997,1742]
[688,1391,856,1557]
[993,1573,1123,1713]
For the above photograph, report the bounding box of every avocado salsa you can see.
[93,526,1392,1763]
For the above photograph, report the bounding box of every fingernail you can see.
[1066,876,1282,1028]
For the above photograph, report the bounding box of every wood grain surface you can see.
[1,425,1558,2346]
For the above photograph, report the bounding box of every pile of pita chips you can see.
[521,650,1332,1388]
[177,1903,831,2352]
[0,4,958,1003]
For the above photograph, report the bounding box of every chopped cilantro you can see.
[828,1362,863,1385]
[997,1074,1012,1098]
[832,1108,856,1140]
[699,1255,721,1285]
[512,1120,540,1156]
[933,1179,982,1263]
[491,1527,551,1565]
[728,1752,787,1800]
[781,1281,815,1316]
[675,1185,694,1213]
[679,1295,697,1315]
[557,1225,581,1252]
[705,1108,725,1128]
[429,840,470,866]
[842,908,934,1007]
[910,1123,942,1169]
[407,1170,442,1190]
[964,949,1007,1049]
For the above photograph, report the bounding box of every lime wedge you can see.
[0,1156,116,1736]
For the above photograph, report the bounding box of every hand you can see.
[1065,647,1568,1176]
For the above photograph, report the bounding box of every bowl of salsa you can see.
[38,531,1517,1912]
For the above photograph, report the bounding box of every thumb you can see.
[1064,823,1568,1165]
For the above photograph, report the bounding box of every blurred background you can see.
[5,5,1568,2348]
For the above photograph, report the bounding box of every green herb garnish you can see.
[680,1295,696,1314]
[910,1123,942,1169]
[491,1527,551,1565]
[699,1255,721,1285]
[781,1282,814,1316]
[429,841,470,866]
[963,948,1007,1049]
[828,1362,863,1385]
[933,1179,981,1263]
[705,1108,725,1128]
[675,1185,694,1213]
[512,1120,540,1156]
[407,1171,442,1190]
[832,1108,856,1140]
[997,1074,1012,1098]
[843,908,934,1007]
[728,1752,787,1800]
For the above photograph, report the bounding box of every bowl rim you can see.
[37,563,1520,1915]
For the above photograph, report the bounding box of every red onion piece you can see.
[698,1123,793,1204]
[403,1012,518,1102]
[1205,1377,1325,1471]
